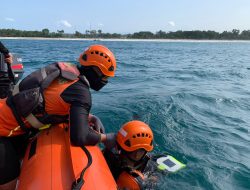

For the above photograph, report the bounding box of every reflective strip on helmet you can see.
[119,128,127,137]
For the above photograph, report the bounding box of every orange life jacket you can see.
[0,62,88,137]
[116,170,145,190]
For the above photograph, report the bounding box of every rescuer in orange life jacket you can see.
[0,44,117,190]
[103,120,158,190]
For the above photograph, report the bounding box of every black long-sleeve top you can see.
[0,41,9,54]
[61,80,101,146]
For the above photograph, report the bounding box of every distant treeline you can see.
[1,28,250,40]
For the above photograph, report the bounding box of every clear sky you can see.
[1,0,250,34]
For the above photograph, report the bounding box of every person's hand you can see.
[104,133,117,150]
[4,53,13,64]
[88,114,105,133]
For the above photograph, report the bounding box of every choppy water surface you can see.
[2,39,250,190]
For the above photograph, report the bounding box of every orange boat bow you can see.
[17,124,117,190]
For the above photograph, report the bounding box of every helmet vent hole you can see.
[145,134,148,137]
[100,53,103,56]
[150,140,153,146]
[95,51,99,54]
[108,65,114,71]
[91,52,94,54]
[105,56,108,58]
[108,59,111,62]
[133,135,136,138]
[82,54,87,61]
[137,134,140,137]
[124,140,131,147]
[142,133,145,137]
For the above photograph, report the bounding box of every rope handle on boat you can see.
[71,146,93,190]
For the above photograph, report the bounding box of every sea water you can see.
[2,39,250,190]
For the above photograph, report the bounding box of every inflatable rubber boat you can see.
[17,124,117,190]
[10,54,24,82]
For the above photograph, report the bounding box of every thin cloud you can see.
[5,17,15,22]
[59,20,72,28]
[168,21,175,27]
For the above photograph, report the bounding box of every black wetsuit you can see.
[0,41,8,54]
[61,80,100,146]
[0,79,100,184]
[103,148,151,179]
[103,148,162,189]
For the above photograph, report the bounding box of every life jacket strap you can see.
[6,97,29,132]
[12,81,20,95]
[78,75,90,87]
[7,126,21,137]
[41,67,47,79]
[25,113,45,129]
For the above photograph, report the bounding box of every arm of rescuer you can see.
[0,41,13,64]
[61,80,116,147]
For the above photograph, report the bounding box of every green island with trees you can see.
[1,28,250,40]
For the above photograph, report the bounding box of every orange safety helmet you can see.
[79,45,116,77]
[116,120,154,152]
[116,171,144,190]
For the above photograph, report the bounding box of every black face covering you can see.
[81,66,108,91]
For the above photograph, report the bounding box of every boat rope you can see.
[71,146,93,190]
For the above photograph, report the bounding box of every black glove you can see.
[104,133,117,150]
[89,114,105,134]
